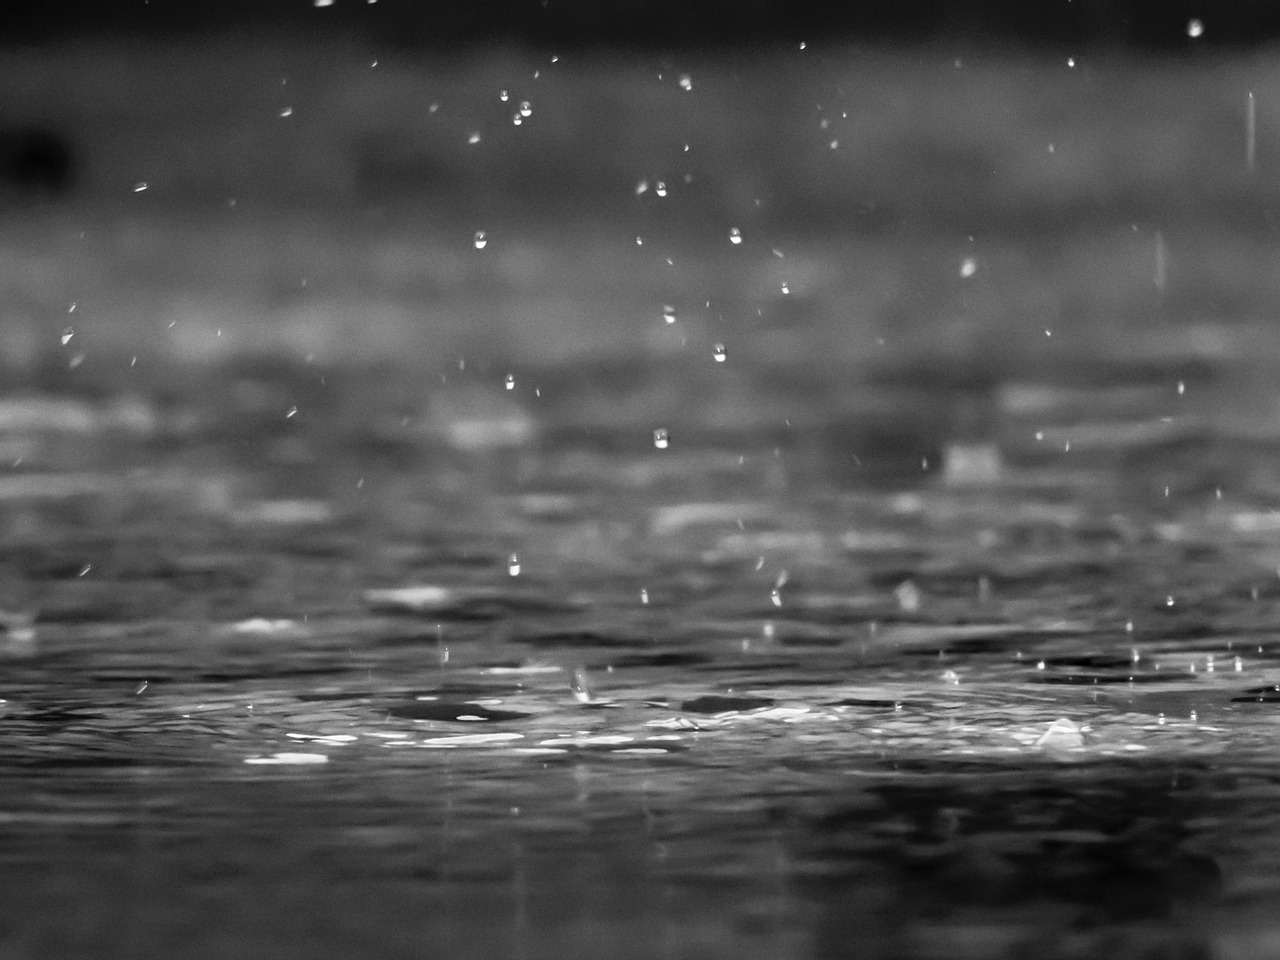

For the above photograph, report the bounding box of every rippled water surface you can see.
[5,352,1280,960]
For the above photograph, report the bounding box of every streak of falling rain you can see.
[1248,91,1257,174]
[1154,231,1167,298]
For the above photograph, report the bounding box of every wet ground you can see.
[2,347,1280,960]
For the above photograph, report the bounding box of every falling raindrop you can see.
[894,580,921,613]
[519,101,532,117]
[512,113,522,126]
[499,89,509,102]
[474,230,487,250]
[60,328,74,345]
[133,181,148,193]
[655,181,668,197]
[636,180,649,195]
[571,667,593,703]
[278,106,293,118]
[653,428,670,450]
[508,553,521,577]
[678,75,692,91]
[960,257,977,278]
[1067,57,1076,68]
[286,406,298,419]
[1247,91,1257,173]
[780,281,790,294]
[712,343,726,362]
[662,305,677,324]
[504,374,515,390]
[1177,380,1185,395]
[640,587,649,605]
[1187,18,1204,38]
[729,227,742,245]
[467,132,481,145]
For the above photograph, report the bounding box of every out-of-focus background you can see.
[4,2,1280,405]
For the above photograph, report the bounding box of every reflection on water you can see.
[2,356,1280,959]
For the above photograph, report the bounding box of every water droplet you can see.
[278,106,293,118]
[678,74,692,91]
[1166,595,1175,606]
[473,230,487,250]
[640,587,649,605]
[132,181,148,193]
[314,0,334,6]
[653,428,669,450]
[799,41,806,50]
[635,180,649,195]
[1067,57,1076,68]
[941,669,960,685]
[286,406,298,419]
[829,140,839,150]
[499,89,509,102]
[60,328,74,345]
[467,132,481,145]
[712,343,726,362]
[1187,18,1204,38]
[780,281,790,294]
[655,181,668,197]
[1235,656,1244,671]
[894,580,921,613]
[1036,660,1046,670]
[519,101,532,117]
[512,113,522,126]
[1177,380,1185,395]
[960,257,977,278]
[67,302,76,313]
[504,373,515,390]
[571,666,593,703]
[134,680,148,695]
[729,227,742,245]
[661,305,677,324]
[770,588,783,607]
[507,553,521,576]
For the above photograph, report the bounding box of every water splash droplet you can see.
[662,305,677,324]
[499,89,509,102]
[655,181,668,198]
[712,343,726,362]
[507,553,521,576]
[653,428,669,450]
[640,587,649,605]
[473,230,487,250]
[504,373,515,390]
[678,74,692,91]
[519,101,532,117]
[60,328,74,346]
[729,227,742,245]
[571,666,593,703]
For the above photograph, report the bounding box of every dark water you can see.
[3,355,1280,960]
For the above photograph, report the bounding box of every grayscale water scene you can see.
[5,5,1280,958]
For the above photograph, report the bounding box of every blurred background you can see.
[3,0,1280,467]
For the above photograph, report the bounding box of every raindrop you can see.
[941,669,960,685]
[278,106,293,118]
[640,587,649,605]
[571,666,593,704]
[1247,91,1257,173]
[60,328,74,345]
[729,227,742,245]
[1235,656,1244,671]
[519,101,532,117]
[504,373,515,390]
[467,132,481,145]
[474,230,487,250]
[653,428,670,450]
[770,588,783,608]
[678,75,692,91]
[499,89,509,102]
[508,553,521,576]
[132,181,148,193]
[1177,380,1185,396]
[894,580,921,613]
[829,140,839,150]
[1036,660,1046,670]
[286,406,298,419]
[512,113,522,126]
[1187,18,1204,38]
[712,343,726,362]
[655,181,668,197]
[1166,595,1175,607]
[636,180,649,195]
[314,0,334,6]
[662,305,677,324]
[960,257,977,278]
[780,281,790,295]
[67,302,76,313]
[1067,57,1076,68]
